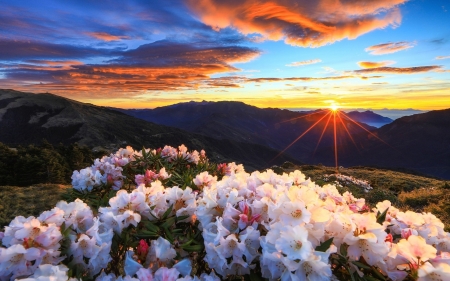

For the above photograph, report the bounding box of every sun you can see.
[330,104,339,112]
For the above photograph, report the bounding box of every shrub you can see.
[1,145,449,281]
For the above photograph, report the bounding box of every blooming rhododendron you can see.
[1,144,450,281]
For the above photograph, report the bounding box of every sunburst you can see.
[272,107,391,173]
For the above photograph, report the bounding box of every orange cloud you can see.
[436,55,450,60]
[357,61,396,69]
[86,32,129,41]
[286,59,321,67]
[365,41,415,55]
[1,41,261,98]
[186,0,406,47]
[355,65,442,74]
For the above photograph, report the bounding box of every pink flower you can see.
[135,174,146,185]
[137,239,150,261]
[385,233,394,243]
[401,228,416,239]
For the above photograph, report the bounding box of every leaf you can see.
[351,261,371,270]
[364,276,384,281]
[162,204,174,220]
[181,238,195,248]
[182,244,204,252]
[315,237,334,252]
[176,215,190,221]
[376,207,389,225]
[161,217,176,229]
[371,266,386,280]
[144,221,160,233]
[340,243,349,257]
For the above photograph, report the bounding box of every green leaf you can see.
[364,276,384,281]
[351,261,371,270]
[315,237,334,252]
[371,266,386,280]
[340,243,348,257]
[161,217,176,229]
[144,221,160,232]
[164,227,174,243]
[176,215,190,221]
[181,238,195,248]
[162,204,174,220]
[376,207,389,225]
[182,244,204,252]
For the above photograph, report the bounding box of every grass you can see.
[0,184,70,228]
[277,163,450,231]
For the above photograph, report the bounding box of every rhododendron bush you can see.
[1,145,449,281]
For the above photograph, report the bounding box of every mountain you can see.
[344,109,450,179]
[0,89,298,171]
[345,110,393,127]
[116,101,450,179]
[115,101,376,166]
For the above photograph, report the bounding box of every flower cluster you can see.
[1,145,449,281]
[324,173,373,192]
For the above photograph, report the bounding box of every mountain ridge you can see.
[0,89,299,171]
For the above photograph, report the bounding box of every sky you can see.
[0,0,449,111]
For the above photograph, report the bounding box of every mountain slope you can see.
[337,109,450,179]
[345,110,393,127]
[117,101,450,179]
[116,101,376,166]
[0,89,298,170]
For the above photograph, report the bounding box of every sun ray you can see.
[276,109,329,124]
[271,111,332,162]
[333,110,338,172]
[312,110,333,157]
[337,111,360,154]
[339,111,393,148]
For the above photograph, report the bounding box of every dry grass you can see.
[0,184,70,228]
[277,163,449,230]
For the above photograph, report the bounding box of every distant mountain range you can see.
[115,101,450,179]
[344,110,393,127]
[114,101,377,164]
[1,89,449,179]
[0,89,298,171]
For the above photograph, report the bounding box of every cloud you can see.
[354,65,442,74]
[246,75,381,83]
[186,0,406,47]
[358,61,396,68]
[0,39,117,61]
[85,32,129,41]
[365,41,415,55]
[436,55,450,60]
[0,40,261,97]
[286,59,321,67]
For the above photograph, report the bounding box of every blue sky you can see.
[0,0,449,110]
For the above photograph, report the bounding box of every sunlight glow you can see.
[330,104,339,112]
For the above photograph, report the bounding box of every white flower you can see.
[146,237,176,267]
[418,262,450,281]
[17,264,70,281]
[0,244,41,278]
[124,250,143,277]
[173,258,192,276]
[154,267,180,281]
[275,224,313,261]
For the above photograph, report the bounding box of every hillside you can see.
[345,110,393,127]
[117,101,450,179]
[115,101,375,166]
[0,89,298,171]
[338,109,450,179]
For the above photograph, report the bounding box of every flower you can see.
[275,224,313,261]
